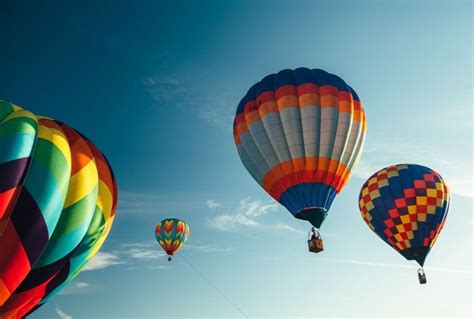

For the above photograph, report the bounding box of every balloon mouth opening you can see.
[166,251,175,262]
[295,207,328,228]
[399,247,430,266]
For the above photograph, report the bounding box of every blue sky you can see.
[0,0,472,318]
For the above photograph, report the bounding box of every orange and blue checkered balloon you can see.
[233,68,366,229]
[358,164,449,266]
[155,218,189,258]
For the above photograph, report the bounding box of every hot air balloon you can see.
[233,68,366,251]
[358,164,449,284]
[155,218,190,261]
[0,100,118,318]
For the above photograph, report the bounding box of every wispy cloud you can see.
[272,223,306,235]
[74,282,89,288]
[144,265,171,270]
[355,104,473,199]
[83,243,167,272]
[185,243,234,253]
[126,247,165,260]
[82,252,124,271]
[117,191,205,215]
[144,75,184,103]
[319,258,473,274]
[206,199,221,209]
[55,307,73,319]
[195,94,236,129]
[120,242,166,260]
[82,240,235,273]
[144,75,181,87]
[58,282,92,296]
[208,197,279,232]
[143,71,237,130]
[354,139,473,198]
[207,197,307,236]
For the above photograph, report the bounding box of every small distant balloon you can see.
[155,218,190,261]
[358,164,449,284]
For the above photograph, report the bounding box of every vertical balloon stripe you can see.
[34,125,98,268]
[38,141,118,304]
[0,159,31,235]
[36,122,72,177]
[0,119,71,307]
[0,108,38,236]
[0,120,73,312]
[0,221,30,306]
[25,121,71,236]
[337,103,366,191]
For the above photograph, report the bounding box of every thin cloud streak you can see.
[82,243,166,272]
[117,191,206,215]
[272,223,306,235]
[207,197,309,237]
[185,244,234,253]
[58,282,92,296]
[143,71,237,130]
[354,140,473,198]
[55,307,73,319]
[120,242,166,260]
[82,252,125,271]
[208,197,279,232]
[320,258,473,274]
[82,241,236,273]
[206,199,221,209]
[144,75,184,103]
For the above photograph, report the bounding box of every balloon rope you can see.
[179,254,248,318]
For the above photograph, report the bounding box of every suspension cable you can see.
[178,254,248,318]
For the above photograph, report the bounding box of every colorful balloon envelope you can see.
[155,218,190,261]
[358,164,449,283]
[0,100,118,318]
[233,68,366,246]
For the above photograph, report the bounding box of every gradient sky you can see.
[1,0,472,318]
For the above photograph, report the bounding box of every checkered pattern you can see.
[359,164,449,262]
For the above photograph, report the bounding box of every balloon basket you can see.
[308,228,324,253]
[418,268,427,284]
[168,256,172,262]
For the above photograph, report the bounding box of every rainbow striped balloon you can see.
[155,218,190,261]
[0,100,118,318]
[233,68,366,229]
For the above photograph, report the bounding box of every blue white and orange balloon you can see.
[233,68,366,233]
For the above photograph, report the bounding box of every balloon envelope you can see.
[0,100,118,318]
[155,218,190,257]
[233,68,366,228]
[358,164,449,266]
